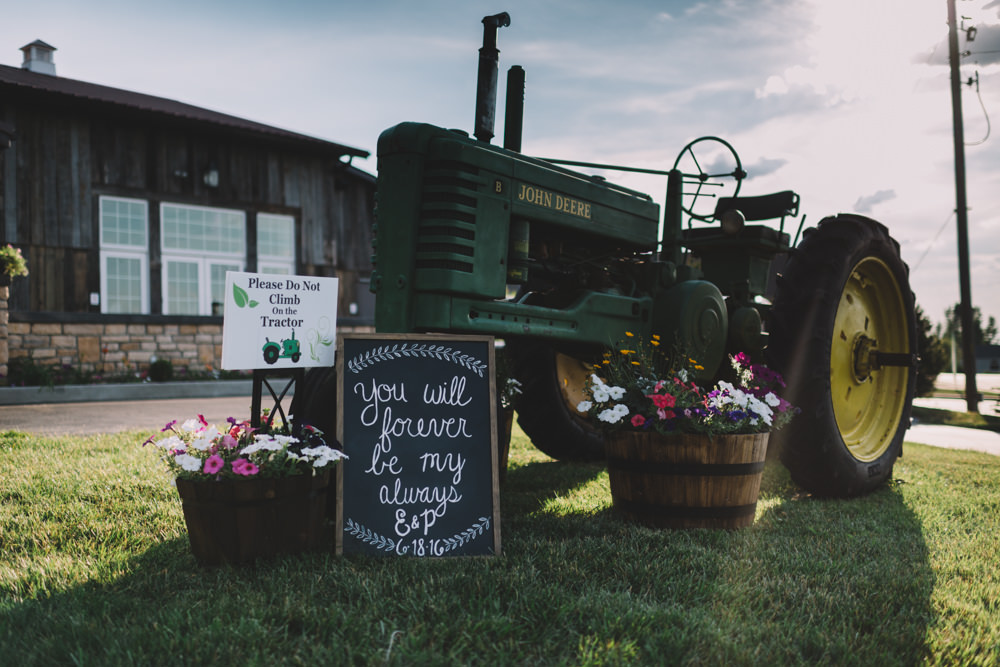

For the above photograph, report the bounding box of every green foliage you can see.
[4,356,97,388]
[942,303,998,347]
[147,359,174,383]
[916,305,949,397]
[3,356,249,387]
[0,244,28,278]
[2,425,1000,664]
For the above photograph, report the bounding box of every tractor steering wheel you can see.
[672,136,746,221]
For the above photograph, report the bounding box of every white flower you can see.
[764,392,781,407]
[190,426,220,451]
[302,445,347,467]
[577,400,593,413]
[607,386,626,401]
[156,435,185,451]
[731,389,750,409]
[174,453,202,472]
[180,418,203,433]
[748,396,774,425]
[592,387,610,403]
[241,434,295,455]
[597,404,630,424]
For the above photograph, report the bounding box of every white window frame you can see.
[99,196,149,314]
[257,212,297,275]
[160,203,246,316]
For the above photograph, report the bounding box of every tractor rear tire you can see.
[767,214,916,497]
[505,339,607,461]
[290,366,338,439]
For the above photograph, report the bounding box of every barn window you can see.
[257,213,296,275]
[99,196,149,314]
[161,203,246,315]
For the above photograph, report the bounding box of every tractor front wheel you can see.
[505,339,607,461]
[767,214,916,497]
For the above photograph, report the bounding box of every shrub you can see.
[148,359,175,383]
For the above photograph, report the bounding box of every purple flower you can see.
[161,420,177,432]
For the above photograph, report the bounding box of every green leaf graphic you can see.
[249,300,259,308]
[233,284,249,308]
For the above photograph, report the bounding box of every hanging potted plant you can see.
[0,244,28,286]
[144,414,346,565]
[577,334,797,529]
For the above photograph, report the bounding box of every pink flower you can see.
[220,434,238,449]
[631,414,646,427]
[648,393,676,409]
[203,454,224,475]
[231,458,259,476]
[657,408,676,421]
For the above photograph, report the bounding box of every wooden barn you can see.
[0,40,375,381]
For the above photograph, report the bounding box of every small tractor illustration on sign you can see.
[262,330,301,365]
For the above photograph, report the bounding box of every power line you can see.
[912,210,956,271]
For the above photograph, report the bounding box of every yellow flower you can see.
[620,349,635,355]
[652,334,661,341]
[695,364,705,371]
[631,361,640,366]
[602,360,610,365]
[650,340,660,347]
[625,331,634,337]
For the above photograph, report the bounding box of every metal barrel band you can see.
[606,457,765,477]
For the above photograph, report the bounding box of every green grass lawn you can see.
[2,423,999,666]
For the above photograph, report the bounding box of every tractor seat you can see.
[713,190,799,223]
[682,190,798,253]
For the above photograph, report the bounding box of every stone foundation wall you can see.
[7,319,224,378]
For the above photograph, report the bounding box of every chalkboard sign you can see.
[336,334,501,557]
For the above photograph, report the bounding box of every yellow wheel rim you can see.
[830,257,910,461]
[556,352,593,414]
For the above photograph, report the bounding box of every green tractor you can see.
[297,14,916,498]
[262,330,301,365]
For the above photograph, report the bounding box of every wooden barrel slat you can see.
[176,471,331,565]
[606,431,768,530]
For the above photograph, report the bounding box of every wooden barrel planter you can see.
[175,470,331,565]
[605,431,769,530]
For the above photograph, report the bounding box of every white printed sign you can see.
[221,271,338,370]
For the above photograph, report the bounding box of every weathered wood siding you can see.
[0,98,374,316]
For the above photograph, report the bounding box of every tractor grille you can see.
[416,159,480,274]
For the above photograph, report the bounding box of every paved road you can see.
[0,395,259,436]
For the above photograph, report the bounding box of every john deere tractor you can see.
[297,13,916,498]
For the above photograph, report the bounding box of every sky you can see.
[5,0,1000,329]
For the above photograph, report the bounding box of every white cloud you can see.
[854,190,897,214]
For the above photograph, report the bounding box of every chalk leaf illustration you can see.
[348,343,486,376]
[345,518,402,553]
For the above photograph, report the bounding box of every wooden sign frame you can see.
[335,333,501,557]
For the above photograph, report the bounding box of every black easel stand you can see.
[251,368,304,429]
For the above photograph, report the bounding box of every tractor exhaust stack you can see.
[474,12,511,143]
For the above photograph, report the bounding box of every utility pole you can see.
[946,0,979,412]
